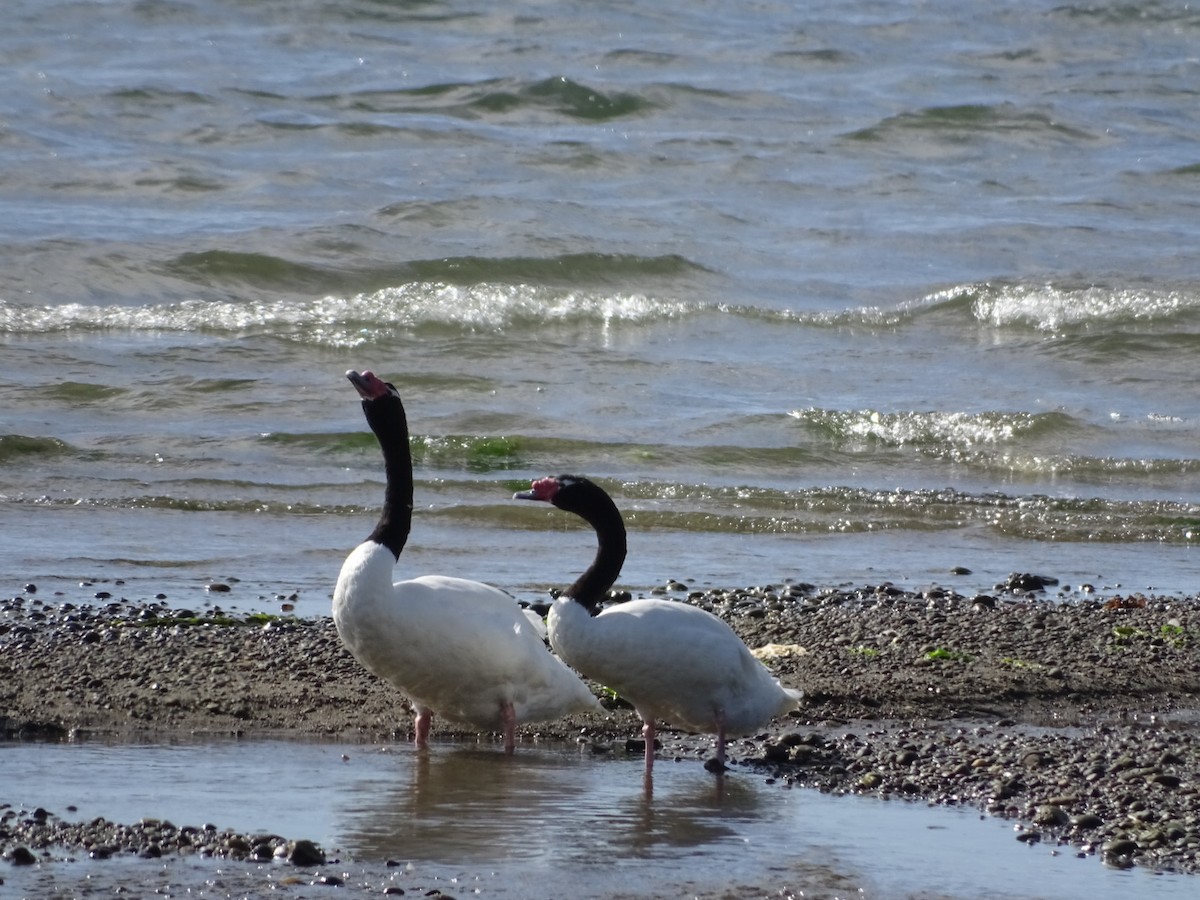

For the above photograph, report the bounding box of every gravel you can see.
[3,575,1200,882]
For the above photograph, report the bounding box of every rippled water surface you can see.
[3,739,1196,899]
[3,3,1200,601]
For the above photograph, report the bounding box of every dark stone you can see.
[997,573,1058,593]
[1103,838,1139,859]
[761,742,790,763]
[288,839,326,866]
[9,846,37,865]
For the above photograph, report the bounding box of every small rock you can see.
[1102,838,1139,859]
[1033,805,1070,827]
[9,846,37,865]
[287,839,326,866]
[1022,751,1046,769]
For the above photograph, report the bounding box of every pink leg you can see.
[500,701,516,754]
[414,707,432,749]
[642,718,656,773]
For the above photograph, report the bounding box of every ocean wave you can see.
[5,472,1198,545]
[932,449,1200,479]
[942,282,1200,332]
[0,434,70,463]
[5,274,1198,347]
[305,75,655,123]
[715,281,1200,335]
[846,102,1095,145]
[0,280,693,344]
[0,492,359,516]
[389,482,1200,544]
[788,407,1070,447]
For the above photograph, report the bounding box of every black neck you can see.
[362,397,413,560]
[564,485,628,613]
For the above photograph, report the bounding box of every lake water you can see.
[2,2,1200,609]
[2,738,1195,899]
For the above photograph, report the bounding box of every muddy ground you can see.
[3,577,1200,893]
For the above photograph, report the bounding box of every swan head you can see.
[513,474,591,506]
[346,370,400,402]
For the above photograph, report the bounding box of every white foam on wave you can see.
[963,282,1196,332]
[789,407,1044,447]
[0,283,691,345]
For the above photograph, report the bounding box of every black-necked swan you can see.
[514,474,802,772]
[332,372,599,752]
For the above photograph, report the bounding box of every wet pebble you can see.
[285,838,327,866]
[8,846,37,865]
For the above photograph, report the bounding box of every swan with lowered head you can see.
[515,474,802,772]
[333,372,599,752]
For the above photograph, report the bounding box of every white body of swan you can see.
[334,544,598,731]
[516,474,801,771]
[334,372,598,752]
[548,595,801,741]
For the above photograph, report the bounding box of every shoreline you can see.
[3,579,1200,881]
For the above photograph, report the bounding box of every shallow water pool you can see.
[1,737,1192,898]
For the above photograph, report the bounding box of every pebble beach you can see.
[3,575,1200,896]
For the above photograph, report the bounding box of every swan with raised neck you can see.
[333,373,598,752]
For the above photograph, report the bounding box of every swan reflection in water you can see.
[333,743,764,866]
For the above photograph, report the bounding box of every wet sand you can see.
[3,578,1200,893]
